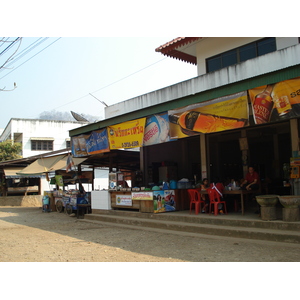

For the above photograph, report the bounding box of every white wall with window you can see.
[196,37,299,75]
[0,118,89,158]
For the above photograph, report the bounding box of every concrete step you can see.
[83,211,300,244]
[87,209,300,231]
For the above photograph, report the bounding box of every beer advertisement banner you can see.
[249,77,300,125]
[168,91,249,139]
[143,112,172,146]
[108,118,146,149]
[85,128,110,155]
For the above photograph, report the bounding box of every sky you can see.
[1,1,292,131]
[0,37,198,129]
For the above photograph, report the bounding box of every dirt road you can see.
[1,206,300,262]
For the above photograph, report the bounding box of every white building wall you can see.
[0,118,89,158]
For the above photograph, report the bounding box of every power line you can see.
[0,37,21,57]
[52,56,168,110]
[0,37,61,80]
[0,38,48,72]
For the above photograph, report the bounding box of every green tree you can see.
[0,140,22,161]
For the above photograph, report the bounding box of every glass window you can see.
[239,43,256,62]
[206,38,277,73]
[257,37,276,56]
[31,140,53,151]
[222,49,237,68]
[206,55,221,72]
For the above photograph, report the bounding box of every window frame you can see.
[31,140,54,151]
[206,38,276,73]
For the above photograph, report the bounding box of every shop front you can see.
[70,75,300,214]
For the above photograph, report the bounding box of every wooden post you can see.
[200,134,207,179]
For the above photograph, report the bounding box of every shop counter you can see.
[109,189,188,213]
[110,191,141,211]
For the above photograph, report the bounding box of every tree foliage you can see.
[0,140,22,162]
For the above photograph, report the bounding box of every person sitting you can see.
[240,166,261,214]
[240,166,260,191]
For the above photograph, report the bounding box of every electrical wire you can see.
[0,38,22,70]
[0,37,61,80]
[52,56,168,110]
[0,37,21,57]
[0,38,48,72]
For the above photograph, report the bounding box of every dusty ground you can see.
[1,206,300,262]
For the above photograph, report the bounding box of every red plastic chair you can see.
[188,189,204,215]
[207,188,227,216]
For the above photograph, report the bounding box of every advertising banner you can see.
[132,191,153,200]
[71,129,110,157]
[71,134,89,157]
[143,112,171,146]
[249,77,300,124]
[153,190,176,213]
[86,128,110,155]
[168,91,248,139]
[108,118,146,149]
[116,194,132,206]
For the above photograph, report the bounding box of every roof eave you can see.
[155,37,201,65]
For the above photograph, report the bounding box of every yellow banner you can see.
[168,91,248,139]
[108,118,146,149]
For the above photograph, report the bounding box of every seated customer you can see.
[241,166,260,191]
[241,166,261,213]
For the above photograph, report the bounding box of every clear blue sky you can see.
[0,37,197,128]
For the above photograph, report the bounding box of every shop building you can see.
[0,118,89,197]
[69,37,300,213]
[0,118,89,158]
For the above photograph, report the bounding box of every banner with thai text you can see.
[116,194,132,206]
[249,77,300,125]
[86,128,110,155]
[71,128,110,157]
[143,112,172,146]
[132,191,153,200]
[168,91,249,139]
[108,118,146,149]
